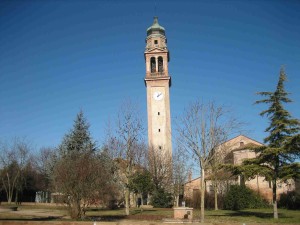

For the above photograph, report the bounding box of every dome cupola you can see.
[147,17,165,36]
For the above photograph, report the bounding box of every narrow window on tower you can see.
[159,146,162,150]
[158,129,161,132]
[150,57,156,73]
[154,40,158,45]
[158,56,163,73]
[158,112,160,115]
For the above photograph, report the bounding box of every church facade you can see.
[184,135,296,204]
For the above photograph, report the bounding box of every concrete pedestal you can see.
[173,207,193,220]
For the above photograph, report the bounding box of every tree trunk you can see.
[7,192,13,204]
[5,172,19,204]
[141,193,144,206]
[14,191,18,204]
[69,198,81,219]
[4,174,13,204]
[147,193,150,205]
[257,175,260,194]
[140,193,144,212]
[200,168,205,223]
[214,182,218,210]
[240,175,245,186]
[175,183,179,207]
[7,191,13,204]
[77,200,81,219]
[273,179,278,219]
[125,187,130,215]
[133,193,136,207]
[3,179,12,204]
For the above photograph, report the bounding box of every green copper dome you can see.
[147,17,165,36]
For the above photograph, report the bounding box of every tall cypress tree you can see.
[246,68,300,219]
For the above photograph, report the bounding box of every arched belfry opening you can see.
[158,56,163,73]
[151,57,156,73]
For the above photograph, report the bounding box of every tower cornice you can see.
[144,76,171,87]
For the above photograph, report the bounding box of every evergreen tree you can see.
[244,68,300,219]
[54,111,102,219]
[59,110,96,157]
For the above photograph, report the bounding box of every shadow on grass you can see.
[87,209,167,222]
[218,210,289,219]
[87,215,165,222]
[0,216,62,221]
[130,209,156,215]
[87,215,126,222]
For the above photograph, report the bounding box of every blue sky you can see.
[1,0,299,152]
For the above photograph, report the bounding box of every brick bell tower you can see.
[144,17,172,157]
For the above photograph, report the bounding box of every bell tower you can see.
[144,17,172,156]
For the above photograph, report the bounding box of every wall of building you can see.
[183,135,296,204]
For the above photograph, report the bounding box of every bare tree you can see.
[207,143,232,210]
[0,137,31,204]
[53,151,112,218]
[53,111,115,219]
[172,146,189,207]
[176,101,240,222]
[104,100,146,215]
[32,147,57,202]
[148,145,173,192]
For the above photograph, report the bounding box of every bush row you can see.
[186,185,269,210]
[278,191,300,210]
[150,185,300,210]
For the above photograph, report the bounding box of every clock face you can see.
[153,91,163,101]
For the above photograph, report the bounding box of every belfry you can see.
[144,17,172,156]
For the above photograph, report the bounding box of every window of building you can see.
[159,146,162,150]
[150,57,156,73]
[158,129,161,132]
[240,142,244,147]
[158,112,160,115]
[158,56,163,72]
[154,40,158,44]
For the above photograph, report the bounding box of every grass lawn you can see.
[85,207,300,224]
[203,208,300,224]
[0,204,299,224]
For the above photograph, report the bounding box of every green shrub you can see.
[224,185,268,210]
[151,188,173,208]
[278,191,300,210]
